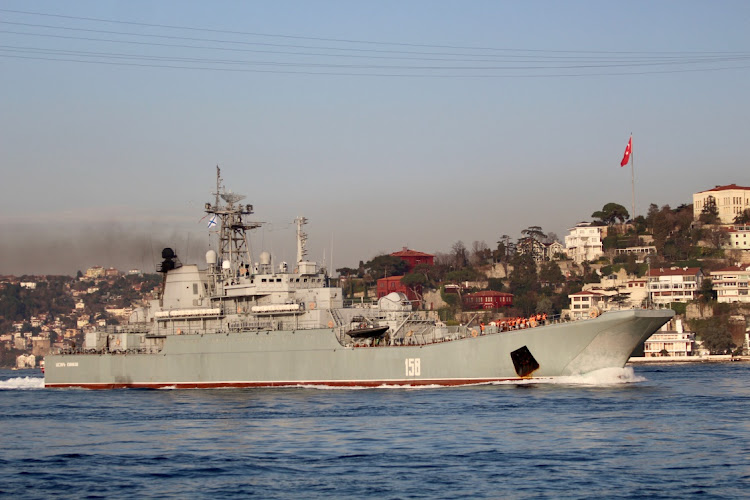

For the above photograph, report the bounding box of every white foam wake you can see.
[0,376,45,390]
[293,383,446,391]
[555,366,647,385]
[490,367,645,386]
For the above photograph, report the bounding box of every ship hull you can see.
[44,309,673,389]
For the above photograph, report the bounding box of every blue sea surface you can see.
[1,363,749,499]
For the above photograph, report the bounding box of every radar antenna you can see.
[204,167,261,281]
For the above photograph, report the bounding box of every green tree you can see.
[410,262,445,287]
[495,234,515,275]
[538,260,564,287]
[336,267,358,298]
[699,195,719,224]
[693,318,735,354]
[734,208,750,224]
[508,253,538,295]
[400,273,426,302]
[703,226,729,250]
[698,278,715,303]
[364,255,409,280]
[444,268,481,283]
[451,241,469,269]
[652,205,674,253]
[487,278,505,292]
[521,226,547,241]
[470,240,492,266]
[535,296,554,315]
[645,203,660,233]
[592,202,630,225]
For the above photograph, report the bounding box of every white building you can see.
[646,267,703,304]
[693,184,750,223]
[624,278,649,306]
[615,246,657,262]
[544,241,565,261]
[724,225,750,250]
[564,222,604,264]
[85,266,106,279]
[644,319,695,357]
[710,265,750,303]
[567,290,613,320]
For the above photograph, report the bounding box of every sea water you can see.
[1,363,749,499]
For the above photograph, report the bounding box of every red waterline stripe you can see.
[45,377,529,390]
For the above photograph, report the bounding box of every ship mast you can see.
[295,216,308,264]
[205,166,261,280]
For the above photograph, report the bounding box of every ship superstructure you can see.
[44,169,674,389]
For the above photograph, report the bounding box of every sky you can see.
[1,1,749,276]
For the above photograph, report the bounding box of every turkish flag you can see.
[620,136,632,167]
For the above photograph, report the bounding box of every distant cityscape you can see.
[3,183,750,368]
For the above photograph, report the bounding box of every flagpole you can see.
[630,134,635,219]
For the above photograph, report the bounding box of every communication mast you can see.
[204,166,261,279]
[295,216,308,264]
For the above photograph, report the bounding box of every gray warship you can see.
[44,169,674,389]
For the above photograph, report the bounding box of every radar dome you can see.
[378,292,411,311]
[161,247,175,259]
[260,251,271,265]
[206,250,217,265]
[222,260,231,270]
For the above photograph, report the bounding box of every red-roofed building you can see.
[462,290,513,310]
[646,267,703,305]
[390,247,434,271]
[693,184,750,224]
[376,276,421,304]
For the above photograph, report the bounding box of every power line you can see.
[2,44,747,71]
[2,52,748,78]
[1,9,748,77]
[2,27,748,70]
[1,8,747,57]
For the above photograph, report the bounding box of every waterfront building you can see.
[710,265,750,303]
[693,184,750,223]
[646,267,703,304]
[564,222,604,264]
[643,320,695,357]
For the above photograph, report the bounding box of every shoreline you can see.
[628,354,749,364]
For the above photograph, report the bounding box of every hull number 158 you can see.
[405,358,421,376]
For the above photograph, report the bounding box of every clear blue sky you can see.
[1,1,749,275]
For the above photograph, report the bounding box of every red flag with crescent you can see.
[620,136,632,167]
